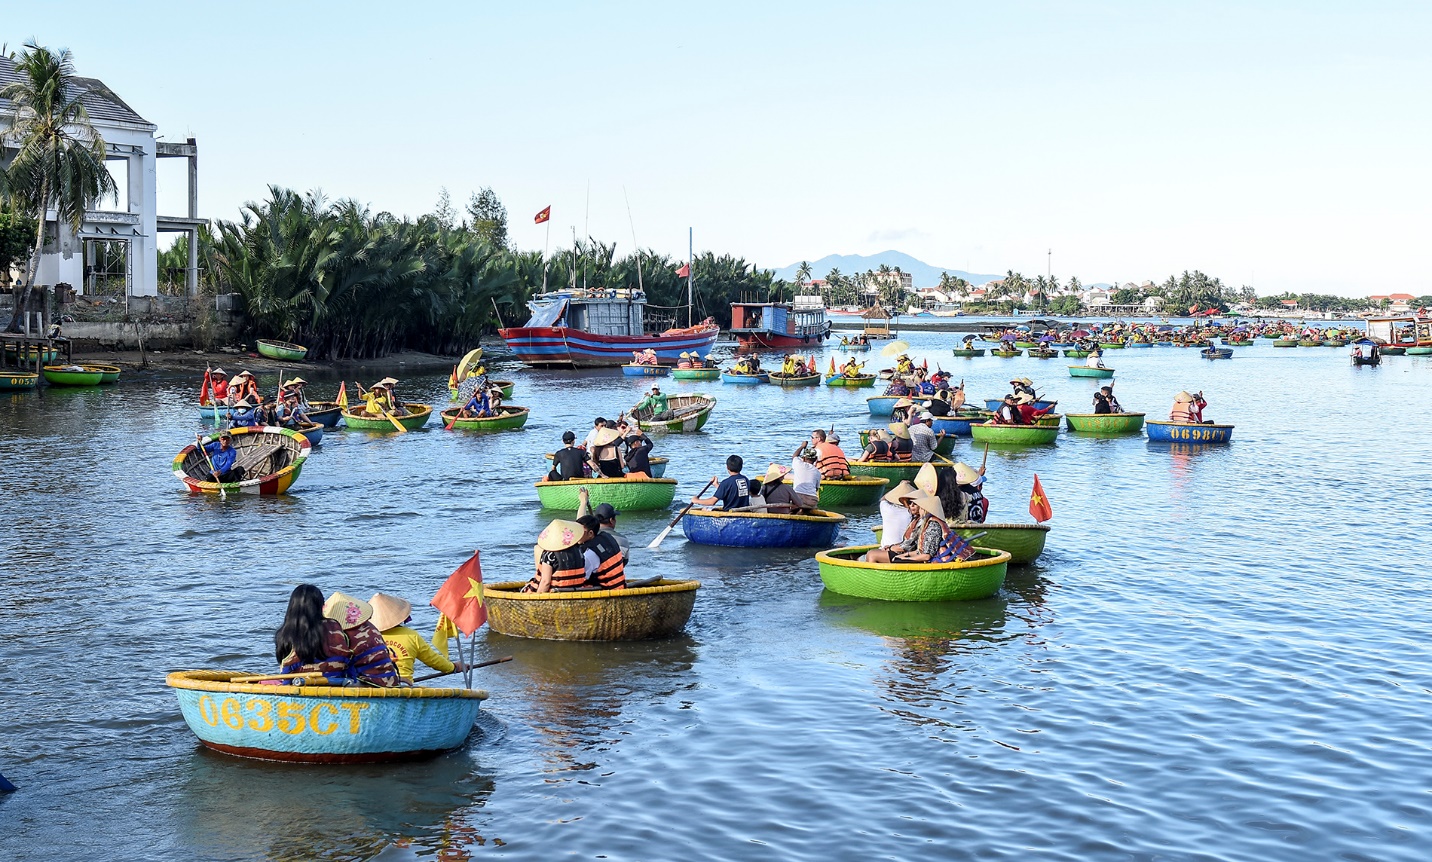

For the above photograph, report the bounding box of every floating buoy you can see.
[0,772,16,792]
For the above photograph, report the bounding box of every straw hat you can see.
[234,370,253,379]
[323,592,374,629]
[592,427,622,447]
[953,461,983,486]
[286,377,307,386]
[762,463,789,484]
[369,593,412,632]
[828,432,840,444]
[375,377,399,387]
[211,367,227,376]
[1017,377,1033,385]
[911,493,946,521]
[233,399,252,408]
[1015,393,1034,405]
[914,462,938,496]
[893,397,914,409]
[538,519,584,552]
[888,422,911,439]
[882,479,918,505]
[679,351,690,357]
[1174,391,1195,403]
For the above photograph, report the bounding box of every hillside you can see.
[772,251,1001,288]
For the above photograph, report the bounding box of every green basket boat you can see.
[545,453,669,479]
[856,429,955,457]
[1272,339,1297,347]
[1406,347,1432,356]
[1063,349,1091,358]
[1380,346,1407,355]
[824,374,877,387]
[440,405,529,431]
[80,363,122,383]
[1028,349,1059,359]
[1068,365,1114,378]
[672,367,721,381]
[816,545,1011,602]
[632,394,715,433]
[0,371,38,390]
[770,372,822,387]
[1097,341,1127,349]
[533,477,678,511]
[950,348,985,357]
[872,522,1050,565]
[1064,412,1146,435]
[1013,341,1041,350]
[493,380,515,399]
[847,457,955,483]
[991,349,1023,358]
[969,422,1059,445]
[41,365,105,386]
[1297,340,1322,347]
[255,338,309,362]
[3,345,59,364]
[340,403,432,431]
[797,475,889,508]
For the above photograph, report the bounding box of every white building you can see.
[0,56,201,297]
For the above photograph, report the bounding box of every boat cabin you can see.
[521,288,670,335]
[1365,315,1429,347]
[729,294,830,346]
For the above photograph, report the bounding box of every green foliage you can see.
[1110,286,1145,305]
[466,188,508,249]
[0,208,36,282]
[1047,295,1081,315]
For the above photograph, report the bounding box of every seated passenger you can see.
[370,592,465,683]
[275,586,400,686]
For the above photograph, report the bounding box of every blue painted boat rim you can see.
[685,508,847,524]
[167,669,487,699]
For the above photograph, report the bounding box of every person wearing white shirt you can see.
[789,443,822,511]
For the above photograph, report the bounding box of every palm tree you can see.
[796,260,812,289]
[2,42,118,332]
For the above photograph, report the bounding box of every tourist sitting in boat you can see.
[632,348,660,366]
[857,428,891,462]
[840,336,851,346]
[1015,393,1055,424]
[524,520,595,593]
[912,371,936,396]
[961,334,978,348]
[576,514,626,590]
[1169,390,1208,423]
[1085,348,1106,369]
[589,427,626,478]
[196,431,244,482]
[754,464,798,513]
[895,355,914,375]
[884,377,910,396]
[691,455,750,510]
[230,371,259,405]
[924,392,951,417]
[275,586,400,686]
[623,426,654,479]
[208,368,229,403]
[228,398,261,428]
[875,480,918,552]
[460,386,492,418]
[584,417,608,450]
[841,357,863,378]
[992,395,1024,425]
[485,383,505,416]
[909,412,946,462]
[1095,385,1124,414]
[810,429,852,479]
[677,351,694,369]
[634,384,671,420]
[369,592,465,683]
[886,422,914,461]
[1010,377,1036,399]
[788,445,822,512]
[278,393,310,428]
[361,378,401,416]
[866,492,946,564]
[280,376,310,406]
[950,462,987,523]
[548,431,589,481]
[782,354,799,376]
[577,490,630,561]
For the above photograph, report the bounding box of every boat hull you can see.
[950,349,985,357]
[1201,349,1233,359]
[1063,350,1091,358]
[534,477,678,511]
[873,523,1050,565]
[1146,421,1234,444]
[41,366,105,386]
[1064,412,1146,435]
[0,372,38,390]
[545,453,668,478]
[306,403,344,428]
[824,375,877,387]
[341,403,432,431]
[441,406,530,431]
[803,476,889,507]
[722,372,768,384]
[81,363,122,383]
[672,368,721,380]
[769,373,822,387]
[682,508,846,547]
[983,398,1056,412]
[172,426,311,495]
[1068,366,1114,378]
[293,422,324,445]
[816,546,1011,602]
[633,394,714,433]
[499,325,719,368]
[969,423,1060,445]
[930,411,993,437]
[483,579,699,641]
[991,349,1022,357]
[848,457,954,483]
[622,364,670,377]
[256,339,309,362]
[866,395,905,416]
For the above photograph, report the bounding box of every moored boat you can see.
[969,422,1059,445]
[533,476,678,511]
[816,545,1011,601]
[483,579,699,640]
[769,371,822,387]
[1065,412,1146,435]
[1068,365,1114,378]
[499,288,719,367]
[824,374,877,387]
[440,406,530,432]
[545,453,668,478]
[1380,346,1407,356]
[341,403,433,432]
[1406,346,1432,355]
[730,295,831,348]
[622,363,670,377]
[632,393,715,433]
[81,363,122,383]
[721,370,768,384]
[41,365,105,386]
[1145,420,1234,444]
[847,457,955,483]
[172,426,311,495]
[166,669,485,763]
[255,339,309,362]
[0,371,38,390]
[672,367,721,381]
[682,508,845,548]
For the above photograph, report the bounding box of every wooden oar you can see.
[229,671,329,683]
[413,655,513,682]
[979,442,990,474]
[649,477,716,549]
[194,433,228,500]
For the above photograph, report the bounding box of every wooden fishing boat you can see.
[293,422,324,446]
[483,579,699,641]
[969,422,1059,445]
[769,371,822,387]
[672,367,721,381]
[305,402,344,428]
[166,669,486,763]
[872,522,1050,565]
[41,365,105,386]
[1065,412,1146,434]
[81,363,122,383]
[682,508,845,548]
[990,348,1022,357]
[789,475,888,508]
[341,403,432,432]
[816,545,1011,602]
[0,371,38,390]
[866,395,905,416]
[983,398,1057,412]
[255,339,309,362]
[930,410,994,437]
[545,453,668,478]
[1201,347,1234,359]
[950,348,985,357]
[1068,365,1114,378]
[1145,420,1234,444]
[824,374,877,387]
[533,476,678,511]
[621,363,670,377]
[1098,341,1127,349]
[632,393,715,433]
[1273,339,1298,347]
[440,405,530,431]
[1063,349,1091,358]
[721,370,768,384]
[847,457,955,483]
[172,427,311,495]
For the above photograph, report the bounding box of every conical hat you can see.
[762,463,789,485]
[592,427,622,447]
[882,479,918,505]
[375,377,399,387]
[1174,391,1195,403]
[538,519,584,552]
[953,461,982,486]
[914,462,939,496]
[368,593,412,632]
[323,592,373,629]
[888,422,910,439]
[911,493,946,521]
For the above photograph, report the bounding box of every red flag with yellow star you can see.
[1029,474,1052,523]
[431,551,488,636]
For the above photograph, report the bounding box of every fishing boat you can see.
[499,287,719,367]
[533,476,678,511]
[621,363,670,377]
[1068,365,1114,378]
[872,522,1050,565]
[729,295,831,348]
[950,348,985,357]
[632,393,715,433]
[769,371,821,387]
[41,365,105,386]
[969,422,1059,445]
[172,427,311,495]
[682,508,846,548]
[1145,420,1234,444]
[789,475,889,508]
[847,457,955,483]
[545,453,668,478]
[815,545,1011,602]
[255,339,309,362]
[824,374,877,387]
[293,422,324,446]
[0,371,38,390]
[930,410,994,437]
[672,366,721,381]
[441,405,530,431]
[983,398,1056,412]
[1065,412,1146,435]
[81,363,122,383]
[721,370,768,384]
[1273,339,1299,347]
[866,395,906,416]
[990,348,1022,358]
[482,579,699,641]
[306,402,344,428]
[340,404,433,432]
[166,669,485,763]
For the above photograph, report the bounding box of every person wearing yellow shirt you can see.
[369,593,466,683]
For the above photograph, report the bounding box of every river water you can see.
[1,334,1429,861]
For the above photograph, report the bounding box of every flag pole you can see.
[687,227,693,327]
[542,218,551,292]
[465,633,477,689]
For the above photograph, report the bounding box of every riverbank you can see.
[62,347,464,379]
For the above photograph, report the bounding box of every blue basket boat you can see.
[306,403,344,428]
[197,404,233,421]
[721,371,769,384]
[930,410,993,437]
[681,508,846,548]
[866,395,907,416]
[1145,420,1234,444]
[166,670,487,763]
[622,363,671,377]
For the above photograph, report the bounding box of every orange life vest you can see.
[540,548,587,592]
[815,442,851,478]
[587,532,626,590]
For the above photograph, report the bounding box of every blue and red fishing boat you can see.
[499,288,719,368]
[729,295,831,349]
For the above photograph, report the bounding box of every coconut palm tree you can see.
[796,260,811,288]
[1,42,118,332]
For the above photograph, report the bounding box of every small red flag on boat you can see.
[336,381,349,410]
[431,551,488,637]
[534,206,551,225]
[676,263,690,279]
[1188,304,1199,314]
[1029,474,1053,523]
[199,369,213,406]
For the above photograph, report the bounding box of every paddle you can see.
[0,772,15,793]
[194,433,228,500]
[649,477,717,549]
[229,671,329,684]
[413,655,513,682]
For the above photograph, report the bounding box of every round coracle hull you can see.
[172,426,311,495]
[769,372,822,387]
[534,477,678,511]
[672,368,721,380]
[294,422,324,446]
[873,522,1049,565]
[866,395,904,416]
[721,372,768,384]
[816,546,1011,602]
[256,339,309,362]
[1146,420,1234,444]
[1405,347,1432,355]
[991,349,1022,357]
[982,398,1057,412]
[970,423,1059,445]
[682,508,846,547]
[1013,341,1040,349]
[483,579,699,641]
[167,670,485,763]
[803,476,888,507]
[838,343,871,352]
[847,457,955,483]
[1098,342,1127,349]
[81,363,122,383]
[634,394,714,432]
[1273,340,1298,347]
[622,364,670,376]
[1380,347,1407,355]
[197,404,232,421]
[41,365,105,386]
[0,372,38,390]
[544,452,668,478]
[306,403,344,428]
[1064,412,1146,435]
[341,403,432,431]
[441,406,530,431]
[930,411,992,437]
[950,349,985,357]
[825,374,877,387]
[1068,365,1114,378]
[1063,349,1091,358]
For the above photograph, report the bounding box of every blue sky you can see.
[8,1,1430,294]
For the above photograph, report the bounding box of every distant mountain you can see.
[772,251,1001,288]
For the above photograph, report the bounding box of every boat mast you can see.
[687,227,693,327]
[624,187,643,294]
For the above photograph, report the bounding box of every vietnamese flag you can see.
[1029,474,1053,523]
[199,369,213,406]
[676,263,690,279]
[534,206,551,225]
[431,550,488,637]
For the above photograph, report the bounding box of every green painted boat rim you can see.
[440,405,530,430]
[256,338,309,360]
[769,373,822,386]
[41,365,106,385]
[817,544,1011,575]
[341,403,433,430]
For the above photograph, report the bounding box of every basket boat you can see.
[1128,341,1154,348]
[847,456,955,483]
[534,476,678,511]
[79,363,122,383]
[1201,348,1234,359]
[41,365,105,386]
[1406,347,1432,355]
[1273,339,1298,347]
[0,372,38,390]
[4,344,59,363]
[1098,341,1127,349]
[983,398,1057,412]
[197,404,232,421]
[441,405,530,432]
[721,371,768,384]
[1351,354,1380,366]
[1028,349,1059,359]
[483,579,699,641]
[306,402,344,428]
[1226,338,1253,346]
[1146,420,1234,444]
[672,367,721,381]
[788,475,889,508]
[255,339,309,362]
[1063,349,1091,358]
[1013,340,1040,349]
[857,429,956,456]
[1297,340,1322,347]
[866,395,907,416]
[293,422,324,446]
[681,508,846,548]
[1068,365,1114,378]
[1064,412,1146,435]
[824,374,877,387]
[816,545,1011,602]
[341,403,432,432]
[632,393,714,433]
[950,348,985,357]
[769,372,822,387]
[545,452,668,478]
[622,363,670,377]
[166,669,486,763]
[969,422,1059,445]
[1324,340,1348,347]
[838,343,871,352]
[172,426,311,495]
[1380,347,1407,355]
[493,380,515,399]
[930,410,993,437]
[991,349,1022,357]
[872,522,1049,565]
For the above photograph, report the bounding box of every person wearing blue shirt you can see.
[197,431,245,483]
[691,455,750,510]
[228,399,260,427]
